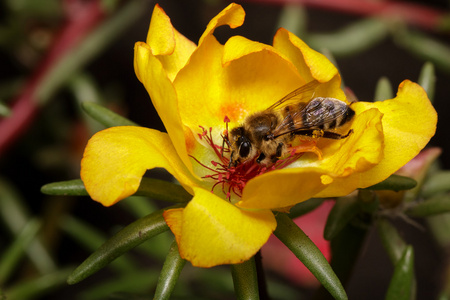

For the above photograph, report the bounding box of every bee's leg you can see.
[256,152,266,164]
[221,130,232,158]
[319,129,353,139]
[294,129,353,139]
[228,151,238,168]
[339,129,354,139]
[270,143,284,163]
[287,141,323,160]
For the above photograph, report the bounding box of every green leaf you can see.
[0,218,41,284]
[0,101,10,117]
[67,204,183,284]
[0,179,56,273]
[394,29,450,72]
[307,18,389,56]
[406,194,450,217]
[421,171,450,198]
[154,240,186,300]
[418,62,436,102]
[231,257,259,300]
[69,73,106,134]
[385,246,415,300]
[288,198,324,219]
[427,213,450,248]
[437,15,450,31]
[362,174,417,192]
[79,270,159,300]
[81,101,137,127]
[324,196,359,241]
[277,4,307,38]
[376,219,407,264]
[326,222,367,290]
[60,215,135,273]
[136,178,191,203]
[374,77,393,102]
[5,267,74,300]
[120,196,159,218]
[41,178,191,203]
[274,213,347,300]
[101,0,121,13]
[357,189,379,214]
[41,179,89,196]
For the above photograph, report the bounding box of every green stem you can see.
[41,178,191,203]
[231,257,259,300]
[81,101,138,127]
[376,219,407,264]
[315,222,367,300]
[67,204,184,284]
[323,196,359,241]
[406,194,450,217]
[275,213,347,300]
[361,174,417,192]
[154,240,186,300]
[288,198,324,219]
[385,246,415,300]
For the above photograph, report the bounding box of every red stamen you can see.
[191,121,304,200]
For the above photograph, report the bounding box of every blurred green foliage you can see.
[1,0,450,299]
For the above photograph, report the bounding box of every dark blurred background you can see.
[1,0,449,299]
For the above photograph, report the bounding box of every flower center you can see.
[191,117,303,200]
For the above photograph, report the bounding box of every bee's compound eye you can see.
[238,137,251,158]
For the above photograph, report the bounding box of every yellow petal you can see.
[134,42,194,174]
[145,4,197,81]
[318,108,384,173]
[81,126,199,206]
[145,4,174,56]
[237,167,329,209]
[175,3,301,132]
[163,187,277,267]
[175,35,305,171]
[198,3,245,46]
[292,107,383,197]
[273,28,337,82]
[273,28,345,100]
[317,80,436,197]
[222,35,305,113]
[176,36,303,131]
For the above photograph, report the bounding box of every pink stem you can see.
[0,0,104,156]
[242,0,444,30]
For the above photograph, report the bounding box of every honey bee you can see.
[224,80,355,166]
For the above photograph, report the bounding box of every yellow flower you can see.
[80,3,437,267]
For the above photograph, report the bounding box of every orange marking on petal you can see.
[219,102,247,123]
[184,127,196,155]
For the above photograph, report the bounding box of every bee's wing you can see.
[266,80,320,111]
[272,97,350,138]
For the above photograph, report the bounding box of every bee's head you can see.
[228,126,254,167]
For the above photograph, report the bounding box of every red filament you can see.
[191,118,302,199]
